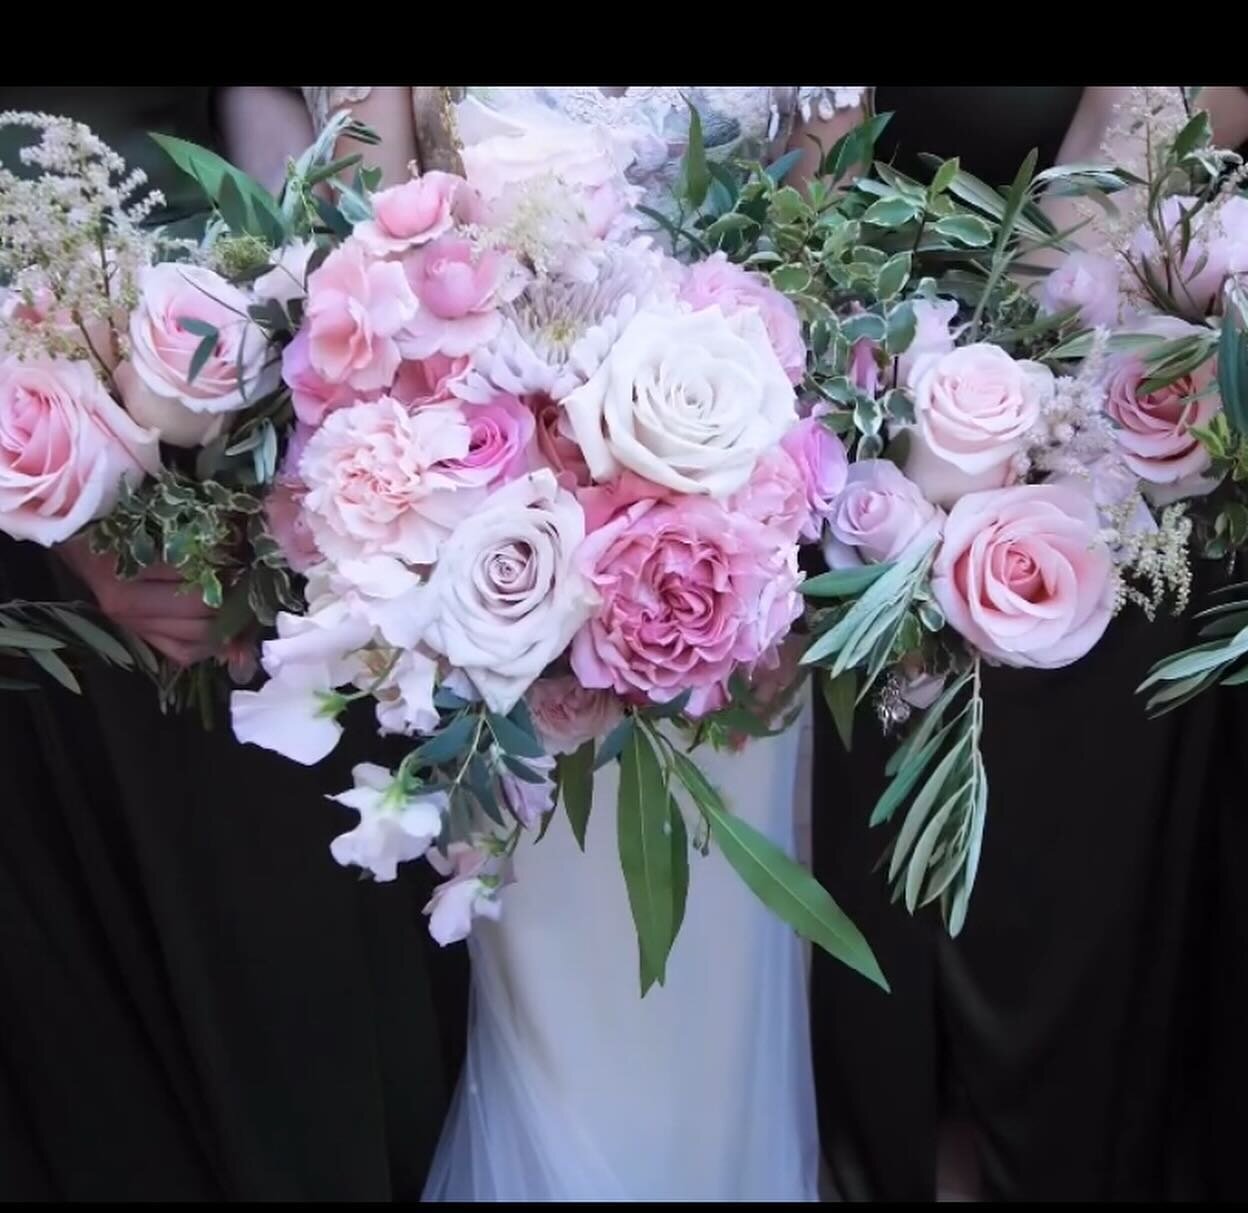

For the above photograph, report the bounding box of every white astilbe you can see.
[454,239,675,402]
[1106,501,1194,620]
[0,112,190,371]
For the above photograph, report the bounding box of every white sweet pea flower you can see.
[423,843,505,945]
[328,763,448,882]
[230,661,345,765]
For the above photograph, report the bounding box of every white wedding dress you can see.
[304,84,863,1202]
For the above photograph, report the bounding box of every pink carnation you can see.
[570,496,802,716]
[728,446,809,544]
[779,416,849,541]
[390,353,469,407]
[354,172,473,257]
[282,329,356,427]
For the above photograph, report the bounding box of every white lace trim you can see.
[796,86,868,123]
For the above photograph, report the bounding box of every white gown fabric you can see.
[302,85,860,1202]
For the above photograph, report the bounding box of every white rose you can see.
[903,343,1052,507]
[420,469,596,713]
[563,305,797,498]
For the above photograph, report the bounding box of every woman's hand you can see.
[57,538,217,668]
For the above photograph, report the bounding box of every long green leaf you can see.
[50,608,134,668]
[821,670,857,751]
[559,740,595,851]
[802,563,894,599]
[1218,287,1248,435]
[0,627,66,651]
[30,647,81,694]
[888,733,971,883]
[668,796,690,950]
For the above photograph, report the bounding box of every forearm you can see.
[330,87,417,187]
[217,87,314,194]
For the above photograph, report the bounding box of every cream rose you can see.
[904,343,1052,507]
[562,306,797,498]
[420,470,596,713]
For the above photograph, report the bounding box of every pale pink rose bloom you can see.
[433,392,535,490]
[354,172,473,257]
[1040,250,1121,328]
[1102,317,1219,489]
[125,263,278,446]
[729,446,809,544]
[0,356,160,545]
[525,675,623,754]
[529,394,593,490]
[298,396,477,568]
[904,343,1052,507]
[390,353,470,407]
[424,843,504,945]
[398,237,517,359]
[570,495,803,717]
[496,749,557,828]
[328,763,447,882]
[281,329,356,427]
[825,459,942,567]
[1131,194,1248,317]
[779,416,850,541]
[896,296,959,384]
[305,239,416,392]
[680,253,807,384]
[931,483,1115,669]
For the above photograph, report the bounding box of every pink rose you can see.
[305,239,416,392]
[1040,250,1120,328]
[896,296,959,385]
[525,675,624,754]
[298,397,476,569]
[281,329,355,427]
[0,356,160,545]
[1102,319,1219,489]
[680,253,807,384]
[904,343,1051,507]
[780,416,850,541]
[570,496,803,716]
[355,172,472,257]
[825,459,941,567]
[729,446,809,544]
[391,354,469,407]
[530,394,592,490]
[1131,195,1248,317]
[434,392,535,490]
[932,483,1114,670]
[124,263,278,447]
[398,237,518,359]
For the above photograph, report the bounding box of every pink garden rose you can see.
[123,263,277,447]
[931,483,1114,670]
[779,416,850,541]
[825,459,941,566]
[1102,318,1219,491]
[525,675,623,754]
[391,353,469,407]
[298,396,476,569]
[434,392,535,490]
[399,237,519,359]
[728,446,809,544]
[355,172,472,257]
[1039,250,1121,328]
[0,356,160,545]
[281,329,355,427]
[570,495,803,716]
[304,239,416,392]
[904,343,1052,506]
[530,394,592,489]
[1131,194,1248,317]
[680,253,807,384]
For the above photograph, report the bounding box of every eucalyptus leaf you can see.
[595,714,636,770]
[412,714,478,767]
[821,670,857,751]
[487,711,546,759]
[802,563,894,599]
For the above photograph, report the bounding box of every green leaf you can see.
[821,112,892,181]
[802,562,894,599]
[888,732,971,883]
[841,312,887,344]
[822,669,857,750]
[49,609,133,668]
[679,100,710,210]
[486,711,546,759]
[412,714,478,767]
[1219,288,1248,435]
[930,157,960,197]
[765,149,803,186]
[558,740,595,851]
[771,265,812,294]
[618,728,675,993]
[30,647,81,693]
[466,753,505,827]
[668,795,690,950]
[876,252,912,299]
[594,714,635,770]
[0,676,39,691]
[1172,110,1212,161]
[187,332,216,385]
[932,214,994,247]
[863,196,922,227]
[674,749,887,991]
[501,754,547,784]
[0,627,67,651]
[886,301,917,355]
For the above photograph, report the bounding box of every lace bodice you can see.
[303,86,866,212]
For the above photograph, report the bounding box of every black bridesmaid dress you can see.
[811,85,1218,1201]
[0,88,465,1200]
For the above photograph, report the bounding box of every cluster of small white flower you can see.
[1021,331,1116,479]
[1106,501,1194,620]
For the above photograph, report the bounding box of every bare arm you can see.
[217,87,314,194]
[321,87,417,187]
[787,101,869,190]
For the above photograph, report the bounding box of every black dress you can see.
[811,85,1218,1201]
[0,88,464,1201]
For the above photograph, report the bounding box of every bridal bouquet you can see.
[656,107,1216,931]
[226,108,884,993]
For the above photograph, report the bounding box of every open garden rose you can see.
[525,675,623,755]
[420,469,596,713]
[931,483,1115,669]
[562,305,797,498]
[904,342,1052,507]
[1039,249,1121,328]
[570,494,802,716]
[0,355,160,544]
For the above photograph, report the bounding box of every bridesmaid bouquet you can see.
[223,104,884,993]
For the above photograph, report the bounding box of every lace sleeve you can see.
[302,87,375,134]
[796,87,870,122]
